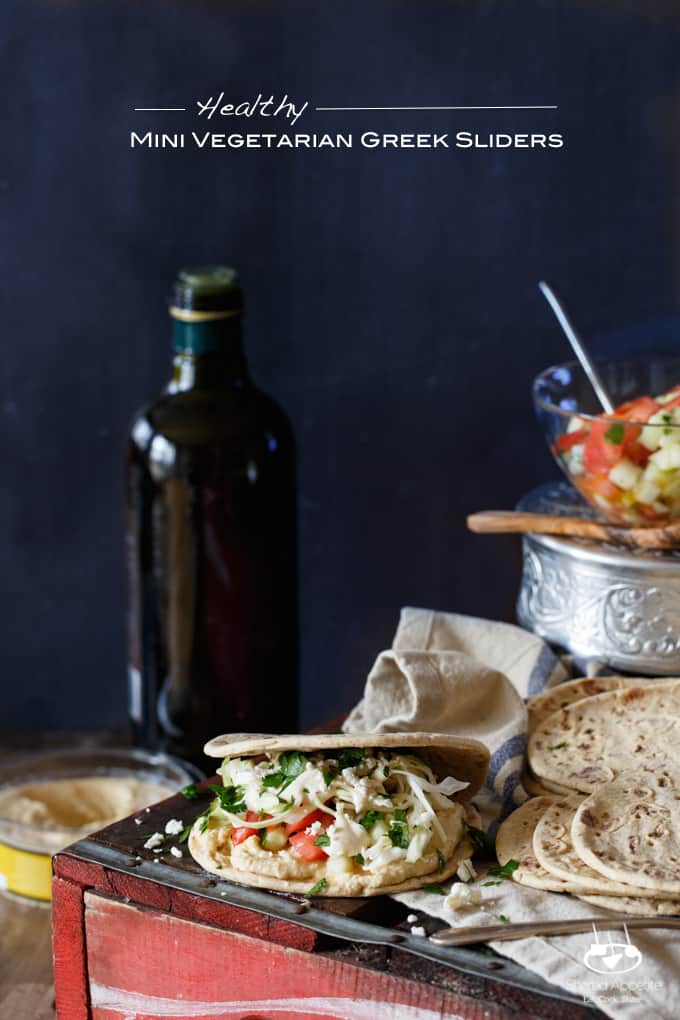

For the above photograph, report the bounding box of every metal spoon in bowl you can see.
[538,281,615,414]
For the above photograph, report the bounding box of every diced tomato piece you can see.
[231,827,257,845]
[623,439,650,467]
[637,503,667,522]
[289,830,329,861]
[285,808,333,837]
[231,810,271,846]
[612,396,659,423]
[583,421,620,473]
[583,419,643,474]
[555,428,588,452]
[578,470,622,505]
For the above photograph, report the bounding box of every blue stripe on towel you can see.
[483,732,528,829]
[527,643,560,696]
[484,733,528,789]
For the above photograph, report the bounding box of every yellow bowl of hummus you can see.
[0,748,201,903]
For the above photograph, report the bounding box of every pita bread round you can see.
[496,797,601,894]
[571,773,680,895]
[203,731,489,800]
[528,680,680,793]
[527,676,650,734]
[521,768,573,798]
[533,797,661,897]
[577,893,680,916]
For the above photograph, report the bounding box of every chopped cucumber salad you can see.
[554,385,680,524]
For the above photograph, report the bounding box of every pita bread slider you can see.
[188,731,489,896]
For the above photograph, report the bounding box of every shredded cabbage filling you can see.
[202,748,468,874]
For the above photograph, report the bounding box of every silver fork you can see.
[430,916,680,946]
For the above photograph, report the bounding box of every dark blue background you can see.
[3,1,680,732]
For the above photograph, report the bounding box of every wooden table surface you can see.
[0,732,121,1020]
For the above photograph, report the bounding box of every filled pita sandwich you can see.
[188,731,489,896]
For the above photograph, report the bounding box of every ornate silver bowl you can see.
[516,483,680,675]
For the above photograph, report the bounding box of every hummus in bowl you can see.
[0,748,200,902]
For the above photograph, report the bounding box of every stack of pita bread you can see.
[497,676,680,915]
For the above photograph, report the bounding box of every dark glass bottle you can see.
[127,267,298,764]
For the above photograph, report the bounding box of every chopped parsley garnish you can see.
[488,859,519,879]
[422,882,445,895]
[336,747,365,771]
[388,820,409,849]
[437,849,446,872]
[314,832,331,848]
[354,853,365,866]
[208,784,245,814]
[547,742,566,751]
[482,880,502,887]
[179,824,193,844]
[466,824,495,855]
[604,423,625,445]
[307,878,328,896]
[198,809,212,834]
[278,751,308,786]
[181,784,199,800]
[323,768,338,787]
[393,808,407,822]
[359,811,381,831]
[496,914,510,924]
[662,413,672,424]
[262,772,285,789]
[383,765,390,777]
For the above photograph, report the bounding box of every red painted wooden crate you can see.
[51,786,604,1020]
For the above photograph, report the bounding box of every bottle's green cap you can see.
[171,265,243,315]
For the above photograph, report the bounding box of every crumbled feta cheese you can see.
[306,820,323,836]
[145,807,151,813]
[143,832,164,850]
[457,859,477,883]
[135,856,142,861]
[329,811,371,858]
[410,925,427,937]
[446,883,482,910]
[406,913,418,924]
[170,846,183,859]
[134,817,143,825]
[165,818,184,836]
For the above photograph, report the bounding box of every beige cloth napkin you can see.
[343,607,677,1020]
[396,878,675,1020]
[345,606,566,829]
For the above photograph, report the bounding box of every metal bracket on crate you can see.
[67,837,585,1006]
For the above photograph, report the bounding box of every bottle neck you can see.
[169,315,247,391]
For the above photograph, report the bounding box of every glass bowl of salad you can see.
[533,356,680,525]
